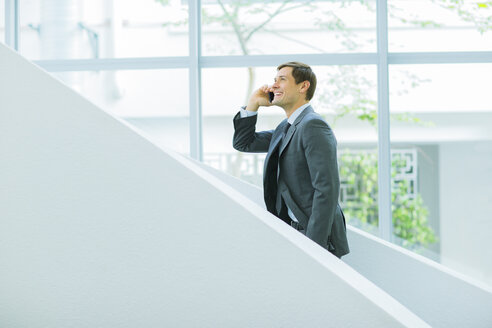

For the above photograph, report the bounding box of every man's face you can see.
[271,67,303,108]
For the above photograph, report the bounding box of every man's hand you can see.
[245,85,273,112]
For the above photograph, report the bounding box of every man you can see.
[233,62,349,258]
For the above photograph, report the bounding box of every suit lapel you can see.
[264,128,284,171]
[279,106,313,156]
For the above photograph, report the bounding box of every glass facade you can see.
[0,1,4,43]
[19,0,189,59]
[201,0,377,55]
[3,0,492,287]
[388,0,492,52]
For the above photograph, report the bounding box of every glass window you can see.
[52,69,189,155]
[201,0,376,56]
[20,0,188,59]
[388,0,492,52]
[390,63,492,287]
[0,1,5,44]
[202,65,379,236]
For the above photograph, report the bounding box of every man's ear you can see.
[299,81,310,94]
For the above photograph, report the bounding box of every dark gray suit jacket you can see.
[233,106,349,258]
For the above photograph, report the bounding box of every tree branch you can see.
[262,28,326,53]
[217,0,249,55]
[244,0,316,43]
[244,0,291,42]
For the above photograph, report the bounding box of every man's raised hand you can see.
[246,84,273,112]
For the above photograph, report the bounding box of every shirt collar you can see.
[288,103,310,125]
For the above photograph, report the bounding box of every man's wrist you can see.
[239,106,258,118]
[245,102,259,112]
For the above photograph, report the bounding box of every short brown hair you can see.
[277,61,317,101]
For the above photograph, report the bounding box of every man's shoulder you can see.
[298,110,330,128]
[303,111,324,121]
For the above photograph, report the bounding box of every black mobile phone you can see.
[269,91,274,103]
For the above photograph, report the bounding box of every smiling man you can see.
[233,62,349,258]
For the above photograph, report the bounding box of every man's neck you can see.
[284,100,309,118]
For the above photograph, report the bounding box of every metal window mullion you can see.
[188,0,202,161]
[377,0,392,241]
[31,51,492,73]
[201,53,379,67]
[5,0,19,50]
[389,51,492,64]
[34,57,191,71]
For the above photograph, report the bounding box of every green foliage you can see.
[339,150,437,247]
[392,183,437,247]
[339,151,379,226]
[388,0,492,34]
[317,66,379,126]
[432,0,492,33]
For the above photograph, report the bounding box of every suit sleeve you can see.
[302,118,340,246]
[232,111,273,153]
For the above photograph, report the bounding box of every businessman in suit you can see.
[233,62,349,258]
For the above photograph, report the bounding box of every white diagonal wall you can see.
[0,43,428,327]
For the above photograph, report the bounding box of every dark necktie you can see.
[275,122,291,220]
[283,123,291,140]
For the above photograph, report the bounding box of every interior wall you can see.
[439,141,492,286]
[418,144,441,257]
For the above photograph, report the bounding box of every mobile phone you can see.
[269,91,274,103]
